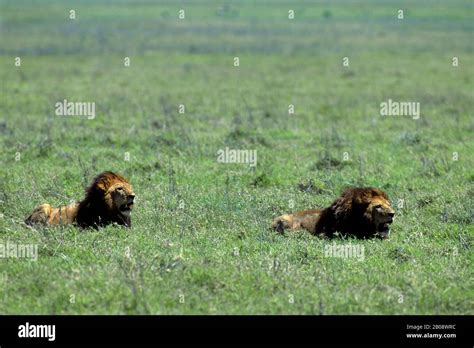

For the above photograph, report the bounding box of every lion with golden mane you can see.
[26,171,135,228]
[272,187,395,239]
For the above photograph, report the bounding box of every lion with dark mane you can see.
[272,187,395,239]
[26,171,135,228]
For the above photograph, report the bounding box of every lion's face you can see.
[316,187,395,239]
[350,188,395,238]
[366,194,395,239]
[106,182,135,217]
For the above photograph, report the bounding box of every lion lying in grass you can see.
[25,171,135,228]
[272,187,395,239]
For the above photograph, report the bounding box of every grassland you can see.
[0,0,472,314]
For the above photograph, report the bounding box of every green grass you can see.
[0,0,473,314]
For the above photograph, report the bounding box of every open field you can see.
[0,0,473,314]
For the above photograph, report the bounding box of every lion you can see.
[25,171,135,228]
[272,187,395,239]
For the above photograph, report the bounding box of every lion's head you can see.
[102,179,135,218]
[76,171,135,228]
[363,190,395,239]
[315,187,395,239]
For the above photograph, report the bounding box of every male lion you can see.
[25,171,135,228]
[272,187,395,239]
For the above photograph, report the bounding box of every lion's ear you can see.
[95,180,107,192]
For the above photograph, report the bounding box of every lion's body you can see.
[26,202,79,225]
[272,209,322,233]
[272,187,395,239]
[25,171,135,228]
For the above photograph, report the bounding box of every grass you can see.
[0,0,473,314]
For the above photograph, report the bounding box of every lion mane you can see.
[25,171,135,228]
[272,187,395,239]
